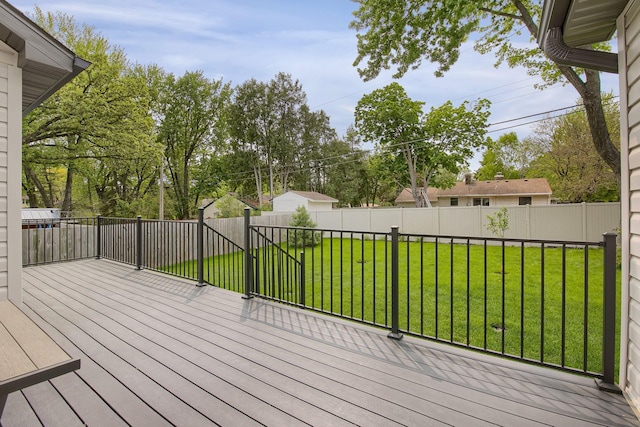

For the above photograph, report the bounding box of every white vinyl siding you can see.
[622,0,640,404]
[272,192,310,213]
[0,43,19,302]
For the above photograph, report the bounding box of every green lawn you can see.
[167,236,619,375]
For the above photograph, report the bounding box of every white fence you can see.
[308,203,621,242]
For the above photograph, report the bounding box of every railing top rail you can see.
[248,223,604,247]
[249,224,390,238]
[399,232,603,247]
[139,218,198,224]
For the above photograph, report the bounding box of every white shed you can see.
[272,190,337,213]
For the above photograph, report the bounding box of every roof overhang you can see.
[538,0,628,74]
[0,0,90,116]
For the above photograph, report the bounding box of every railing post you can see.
[196,207,205,287]
[96,215,102,259]
[388,226,403,340]
[596,232,621,393]
[136,215,142,270]
[300,251,306,306]
[242,207,253,299]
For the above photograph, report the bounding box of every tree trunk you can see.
[22,182,38,207]
[24,165,54,207]
[60,167,73,213]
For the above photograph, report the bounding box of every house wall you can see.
[620,0,640,406]
[0,42,20,302]
[407,194,550,208]
[272,192,308,212]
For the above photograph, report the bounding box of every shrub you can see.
[486,207,509,238]
[288,206,321,247]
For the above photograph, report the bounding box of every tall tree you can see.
[23,7,160,215]
[529,96,620,202]
[355,82,489,207]
[228,78,269,205]
[157,71,231,219]
[350,0,621,179]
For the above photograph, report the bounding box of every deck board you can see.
[0,259,637,426]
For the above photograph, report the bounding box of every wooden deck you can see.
[1,259,638,426]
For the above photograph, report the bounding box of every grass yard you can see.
[167,235,619,375]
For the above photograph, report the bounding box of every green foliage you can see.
[350,0,621,177]
[22,8,162,215]
[528,94,620,202]
[486,207,509,238]
[288,206,321,247]
[215,195,245,218]
[355,82,490,207]
[157,71,232,219]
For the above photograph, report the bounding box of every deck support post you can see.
[196,208,205,287]
[388,226,403,340]
[136,215,142,270]
[243,207,253,299]
[596,232,621,393]
[96,215,102,259]
[300,251,305,306]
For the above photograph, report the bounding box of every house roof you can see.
[396,178,552,203]
[286,190,338,203]
[438,178,552,197]
[0,0,90,115]
[395,187,438,203]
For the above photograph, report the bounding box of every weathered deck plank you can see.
[0,259,637,427]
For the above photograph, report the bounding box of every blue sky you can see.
[16,0,620,168]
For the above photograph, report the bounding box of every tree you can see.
[288,206,321,248]
[156,71,231,219]
[528,96,620,202]
[23,8,161,215]
[350,0,621,180]
[355,82,489,207]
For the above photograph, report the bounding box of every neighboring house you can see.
[395,187,438,208]
[200,194,258,218]
[0,1,89,304]
[272,190,337,213]
[539,0,639,415]
[395,176,553,207]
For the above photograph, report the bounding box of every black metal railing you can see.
[244,218,618,386]
[22,217,98,266]
[21,209,619,388]
[98,217,139,266]
[249,225,303,305]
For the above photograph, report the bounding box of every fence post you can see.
[242,207,253,299]
[136,215,142,270]
[596,232,621,393]
[300,251,306,306]
[96,215,102,259]
[388,226,403,340]
[196,207,205,287]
